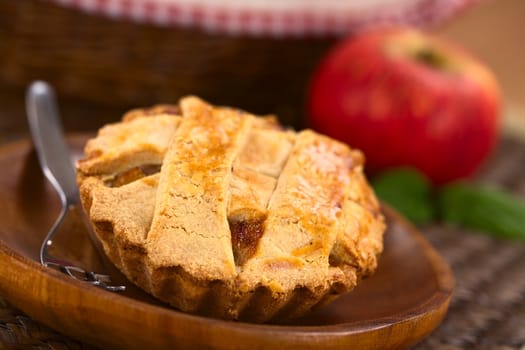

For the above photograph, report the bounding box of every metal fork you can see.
[26,81,125,292]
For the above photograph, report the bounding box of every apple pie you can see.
[77,96,386,322]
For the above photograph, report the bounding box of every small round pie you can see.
[77,96,386,323]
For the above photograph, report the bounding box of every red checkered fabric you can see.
[46,0,478,37]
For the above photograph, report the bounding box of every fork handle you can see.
[26,81,79,205]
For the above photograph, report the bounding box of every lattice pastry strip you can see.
[238,130,364,291]
[146,96,255,280]
[78,108,181,176]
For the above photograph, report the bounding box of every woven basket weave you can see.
[0,0,337,128]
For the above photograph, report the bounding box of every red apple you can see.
[307,27,501,184]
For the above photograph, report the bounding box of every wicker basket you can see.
[0,0,337,129]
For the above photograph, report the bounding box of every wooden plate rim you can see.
[0,136,455,347]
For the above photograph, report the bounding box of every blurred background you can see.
[2,2,525,349]
[0,0,523,142]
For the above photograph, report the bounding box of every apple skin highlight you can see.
[308,27,501,184]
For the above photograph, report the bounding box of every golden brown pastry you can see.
[77,97,385,323]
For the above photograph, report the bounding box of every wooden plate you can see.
[0,135,454,350]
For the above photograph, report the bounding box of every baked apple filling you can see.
[107,164,161,187]
[228,212,267,266]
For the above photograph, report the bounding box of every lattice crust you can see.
[77,96,386,322]
[78,107,181,176]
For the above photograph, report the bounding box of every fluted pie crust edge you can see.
[76,97,386,323]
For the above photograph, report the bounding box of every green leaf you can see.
[438,182,525,240]
[372,168,436,225]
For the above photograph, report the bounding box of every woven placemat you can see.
[1,137,524,350]
[413,137,525,350]
[0,299,94,350]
